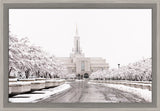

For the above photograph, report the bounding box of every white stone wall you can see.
[56,56,109,75]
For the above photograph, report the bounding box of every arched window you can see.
[81,61,85,71]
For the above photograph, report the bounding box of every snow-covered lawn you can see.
[105,84,152,102]
[9,83,71,103]
[88,82,152,102]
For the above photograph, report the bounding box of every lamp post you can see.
[118,64,120,68]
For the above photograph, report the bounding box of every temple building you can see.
[56,25,109,78]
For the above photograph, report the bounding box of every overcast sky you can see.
[9,9,152,68]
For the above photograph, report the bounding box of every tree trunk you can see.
[36,70,40,78]
[25,69,30,79]
[49,73,52,78]
[8,67,12,77]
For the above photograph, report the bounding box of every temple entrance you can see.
[84,73,89,78]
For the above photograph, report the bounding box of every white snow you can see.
[31,81,45,84]
[75,79,84,82]
[19,78,35,81]
[9,81,31,86]
[55,79,65,82]
[9,83,71,103]
[88,82,152,102]
[105,84,152,102]
[66,73,76,79]
[9,78,17,82]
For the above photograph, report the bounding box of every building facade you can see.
[56,26,109,78]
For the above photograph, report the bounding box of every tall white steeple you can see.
[70,24,84,57]
[74,24,81,54]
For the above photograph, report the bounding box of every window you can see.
[72,68,75,72]
[81,61,85,71]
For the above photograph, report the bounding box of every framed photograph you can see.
[0,0,160,111]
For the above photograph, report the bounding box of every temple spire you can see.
[76,24,78,35]
[70,24,84,57]
[73,24,80,54]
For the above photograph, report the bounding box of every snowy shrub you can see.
[66,73,76,79]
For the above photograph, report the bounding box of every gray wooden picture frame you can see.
[0,0,160,111]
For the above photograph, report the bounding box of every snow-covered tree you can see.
[90,58,152,81]
[9,33,69,79]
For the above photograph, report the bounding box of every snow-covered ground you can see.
[88,82,152,102]
[39,80,148,103]
[9,83,71,103]
[75,79,84,82]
